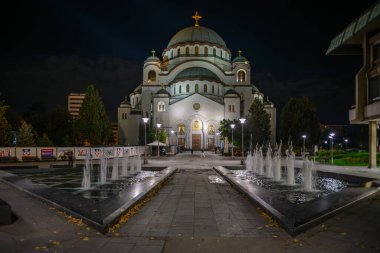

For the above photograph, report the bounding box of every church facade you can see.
[118,12,276,149]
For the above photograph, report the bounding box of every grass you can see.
[316,150,380,166]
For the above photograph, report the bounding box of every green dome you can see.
[174,67,220,82]
[252,85,260,93]
[232,55,248,63]
[167,26,227,48]
[156,89,171,96]
[224,89,240,96]
[144,56,161,63]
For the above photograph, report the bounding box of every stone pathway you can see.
[0,152,380,252]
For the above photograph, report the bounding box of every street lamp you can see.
[344,138,348,150]
[156,123,162,158]
[231,124,235,159]
[142,117,149,164]
[239,118,246,164]
[329,133,335,164]
[302,134,307,156]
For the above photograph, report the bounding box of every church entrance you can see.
[192,134,201,150]
[208,138,215,150]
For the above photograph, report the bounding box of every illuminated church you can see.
[118,12,276,149]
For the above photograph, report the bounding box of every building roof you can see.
[144,55,161,64]
[174,67,220,82]
[252,85,260,93]
[156,89,171,96]
[326,1,380,55]
[224,89,240,97]
[167,26,227,48]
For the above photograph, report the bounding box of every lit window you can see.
[148,70,156,82]
[204,84,207,93]
[195,46,199,56]
[186,84,190,93]
[170,51,173,59]
[186,47,189,56]
[177,48,180,56]
[195,84,199,93]
[204,47,208,56]
[158,101,165,112]
[229,104,235,112]
[179,85,182,94]
[212,85,215,94]
[237,70,246,82]
[213,48,216,56]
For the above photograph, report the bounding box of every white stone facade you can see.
[118,22,276,148]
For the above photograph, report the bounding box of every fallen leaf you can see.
[82,237,89,241]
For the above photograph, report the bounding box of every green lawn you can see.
[316,151,380,166]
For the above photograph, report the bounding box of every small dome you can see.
[144,56,161,64]
[174,67,220,82]
[156,89,171,96]
[252,85,260,93]
[167,26,227,48]
[224,89,240,97]
[232,55,248,63]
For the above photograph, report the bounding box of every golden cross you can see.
[151,49,156,56]
[192,11,202,27]
[238,49,242,56]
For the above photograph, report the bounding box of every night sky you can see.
[0,0,377,124]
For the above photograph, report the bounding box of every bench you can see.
[0,199,12,225]
[22,156,39,162]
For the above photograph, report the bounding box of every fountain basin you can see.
[214,166,379,236]
[0,166,177,233]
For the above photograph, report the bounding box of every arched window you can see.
[186,47,189,56]
[186,84,190,93]
[195,84,199,93]
[174,86,176,95]
[212,85,215,94]
[195,46,199,56]
[220,50,223,58]
[213,48,216,56]
[179,85,182,94]
[170,51,173,59]
[178,124,185,135]
[204,47,208,56]
[237,70,246,82]
[228,104,235,112]
[208,125,215,135]
[148,70,156,82]
[158,101,165,112]
[177,48,180,56]
[203,84,207,93]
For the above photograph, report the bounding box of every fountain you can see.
[135,155,142,173]
[111,150,119,180]
[99,155,107,184]
[273,142,282,181]
[265,146,273,178]
[245,152,253,171]
[285,146,295,185]
[121,149,129,177]
[81,151,92,189]
[257,148,264,175]
[303,156,315,191]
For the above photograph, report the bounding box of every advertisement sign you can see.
[22,148,32,157]
[0,148,12,157]
[91,148,103,159]
[57,147,74,160]
[41,148,54,158]
[75,147,90,160]
[103,147,114,158]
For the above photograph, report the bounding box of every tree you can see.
[0,101,12,146]
[248,98,271,146]
[149,128,167,143]
[279,97,321,146]
[23,102,48,136]
[17,121,36,146]
[47,105,73,146]
[73,85,112,145]
[218,118,242,149]
[37,133,54,146]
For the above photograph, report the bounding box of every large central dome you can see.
[167,26,227,48]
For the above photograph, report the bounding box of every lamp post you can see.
[142,117,149,164]
[239,118,246,164]
[302,134,307,157]
[231,124,235,159]
[156,123,162,158]
[344,138,348,150]
[329,133,335,164]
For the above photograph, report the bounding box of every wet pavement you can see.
[0,151,380,252]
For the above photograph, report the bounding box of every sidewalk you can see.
[0,152,379,253]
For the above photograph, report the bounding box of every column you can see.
[369,121,377,168]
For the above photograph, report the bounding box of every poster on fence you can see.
[75,147,90,160]
[91,148,103,159]
[116,147,123,157]
[0,148,14,157]
[15,147,37,160]
[123,147,130,156]
[39,148,55,159]
[103,147,114,158]
[57,147,74,160]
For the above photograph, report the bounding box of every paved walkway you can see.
[0,151,380,252]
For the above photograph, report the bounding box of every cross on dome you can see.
[238,49,242,56]
[192,11,202,27]
[151,49,156,56]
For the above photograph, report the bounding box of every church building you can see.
[118,12,276,149]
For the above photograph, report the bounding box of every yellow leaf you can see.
[34,246,40,250]
[83,237,89,241]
